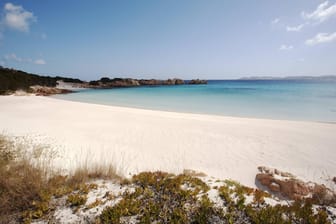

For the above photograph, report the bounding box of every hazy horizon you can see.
[1,1,336,80]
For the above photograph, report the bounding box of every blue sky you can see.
[0,1,336,80]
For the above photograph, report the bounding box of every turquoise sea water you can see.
[53,80,336,122]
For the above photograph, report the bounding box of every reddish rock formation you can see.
[256,166,336,205]
[30,86,73,96]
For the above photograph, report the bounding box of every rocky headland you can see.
[84,77,207,89]
[0,66,207,95]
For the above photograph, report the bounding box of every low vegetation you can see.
[99,173,332,224]
[0,66,83,94]
[0,134,334,223]
[0,134,118,223]
[100,172,217,223]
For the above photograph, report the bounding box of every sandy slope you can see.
[0,96,335,188]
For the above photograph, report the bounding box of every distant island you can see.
[0,66,207,95]
[239,75,336,81]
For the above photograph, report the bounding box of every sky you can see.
[0,0,336,80]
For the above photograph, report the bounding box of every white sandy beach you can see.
[0,95,335,188]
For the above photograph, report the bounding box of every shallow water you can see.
[53,80,336,122]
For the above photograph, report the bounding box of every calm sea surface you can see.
[53,80,336,122]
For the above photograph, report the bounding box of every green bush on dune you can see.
[0,67,83,94]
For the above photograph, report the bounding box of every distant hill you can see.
[239,75,336,81]
[0,66,83,94]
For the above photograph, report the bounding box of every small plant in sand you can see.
[67,193,88,207]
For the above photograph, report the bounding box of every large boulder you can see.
[256,166,336,205]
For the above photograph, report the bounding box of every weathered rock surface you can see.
[256,166,336,205]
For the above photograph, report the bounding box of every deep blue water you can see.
[53,80,336,122]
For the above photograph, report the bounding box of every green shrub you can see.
[99,171,218,223]
[0,67,83,94]
[67,193,87,207]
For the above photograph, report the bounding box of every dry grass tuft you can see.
[0,135,50,222]
[183,169,207,177]
[69,163,121,186]
[0,134,120,223]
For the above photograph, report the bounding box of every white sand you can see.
[0,95,335,188]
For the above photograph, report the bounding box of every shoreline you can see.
[53,94,336,124]
[0,95,335,188]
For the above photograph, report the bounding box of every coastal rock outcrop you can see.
[188,79,207,84]
[29,86,73,96]
[139,79,164,85]
[256,166,336,205]
[88,78,140,88]
[85,77,188,88]
[163,78,185,85]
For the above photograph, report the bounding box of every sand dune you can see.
[0,96,335,188]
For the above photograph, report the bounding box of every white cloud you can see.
[286,24,305,32]
[4,53,46,65]
[305,32,336,45]
[5,53,22,62]
[279,44,293,50]
[34,59,46,65]
[271,18,280,24]
[3,3,36,32]
[302,1,336,23]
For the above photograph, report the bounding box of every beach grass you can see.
[0,134,119,223]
